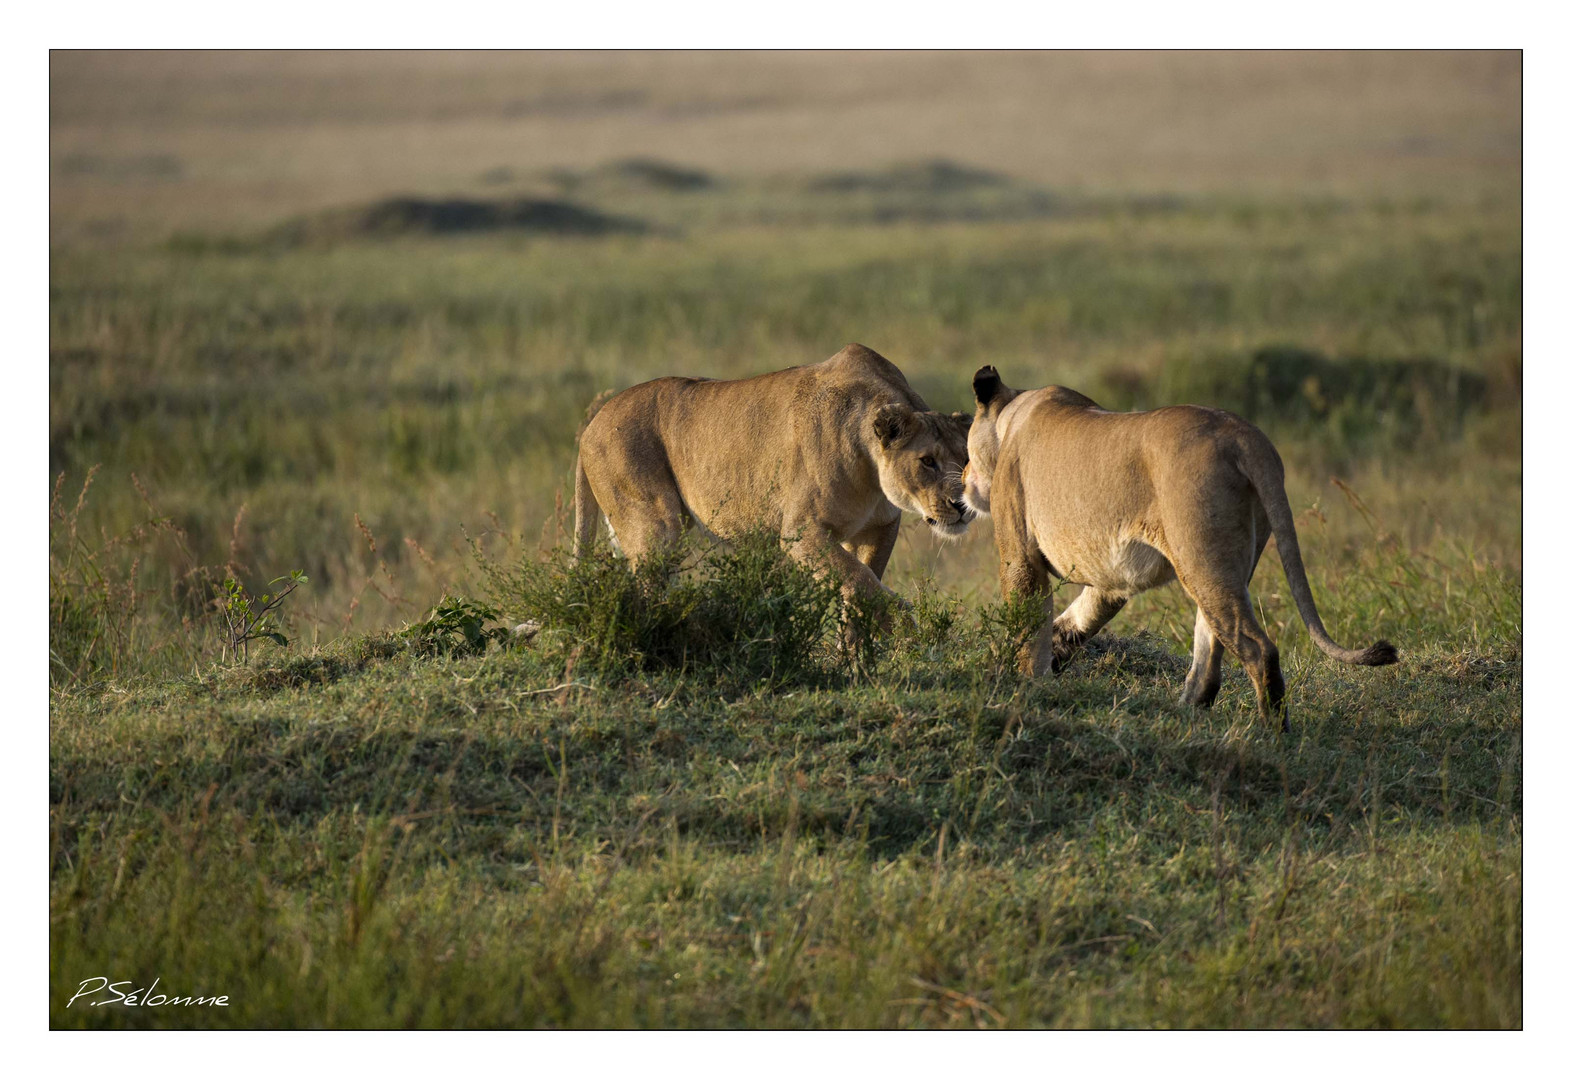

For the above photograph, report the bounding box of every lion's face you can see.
[870,404,975,538]
[962,365,1018,517]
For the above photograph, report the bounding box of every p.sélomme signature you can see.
[67,977,230,1008]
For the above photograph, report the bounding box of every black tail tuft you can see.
[1356,639,1399,666]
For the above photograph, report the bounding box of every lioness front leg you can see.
[788,525,888,599]
[841,517,909,638]
[992,470,1056,676]
[1051,587,1127,671]
[844,517,901,582]
[1001,559,1054,677]
[790,525,896,656]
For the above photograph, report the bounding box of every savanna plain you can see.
[49,51,1522,1028]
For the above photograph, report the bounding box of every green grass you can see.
[49,176,1520,1027]
[50,538,1520,1027]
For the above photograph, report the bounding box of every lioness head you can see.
[870,403,975,538]
[961,365,1019,516]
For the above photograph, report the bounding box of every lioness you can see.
[962,366,1396,723]
[574,344,974,600]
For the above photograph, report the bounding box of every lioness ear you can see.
[949,411,973,432]
[872,403,915,448]
[973,366,1007,408]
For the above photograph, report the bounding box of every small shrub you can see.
[481,531,845,691]
[838,586,905,679]
[977,590,1055,677]
[219,571,308,664]
[402,596,511,657]
[899,577,962,656]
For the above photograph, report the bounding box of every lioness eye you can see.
[920,456,936,470]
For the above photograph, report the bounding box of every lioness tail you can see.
[1236,444,1398,667]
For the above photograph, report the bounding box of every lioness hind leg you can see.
[1167,494,1285,726]
[578,428,689,569]
[1051,587,1127,671]
[1179,608,1225,707]
[600,488,687,569]
[1191,589,1286,727]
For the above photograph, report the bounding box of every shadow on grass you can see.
[51,633,1519,867]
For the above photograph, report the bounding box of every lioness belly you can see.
[1043,533,1175,596]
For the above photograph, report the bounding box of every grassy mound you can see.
[285,196,649,244]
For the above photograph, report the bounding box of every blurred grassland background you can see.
[49,51,1522,1028]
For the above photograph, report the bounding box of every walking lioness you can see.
[574,344,974,600]
[962,366,1396,723]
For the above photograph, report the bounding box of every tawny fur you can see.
[573,344,973,601]
[962,366,1396,725]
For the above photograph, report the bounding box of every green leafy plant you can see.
[897,577,962,656]
[977,587,1057,677]
[479,530,847,690]
[838,585,905,680]
[219,571,308,664]
[402,595,510,656]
